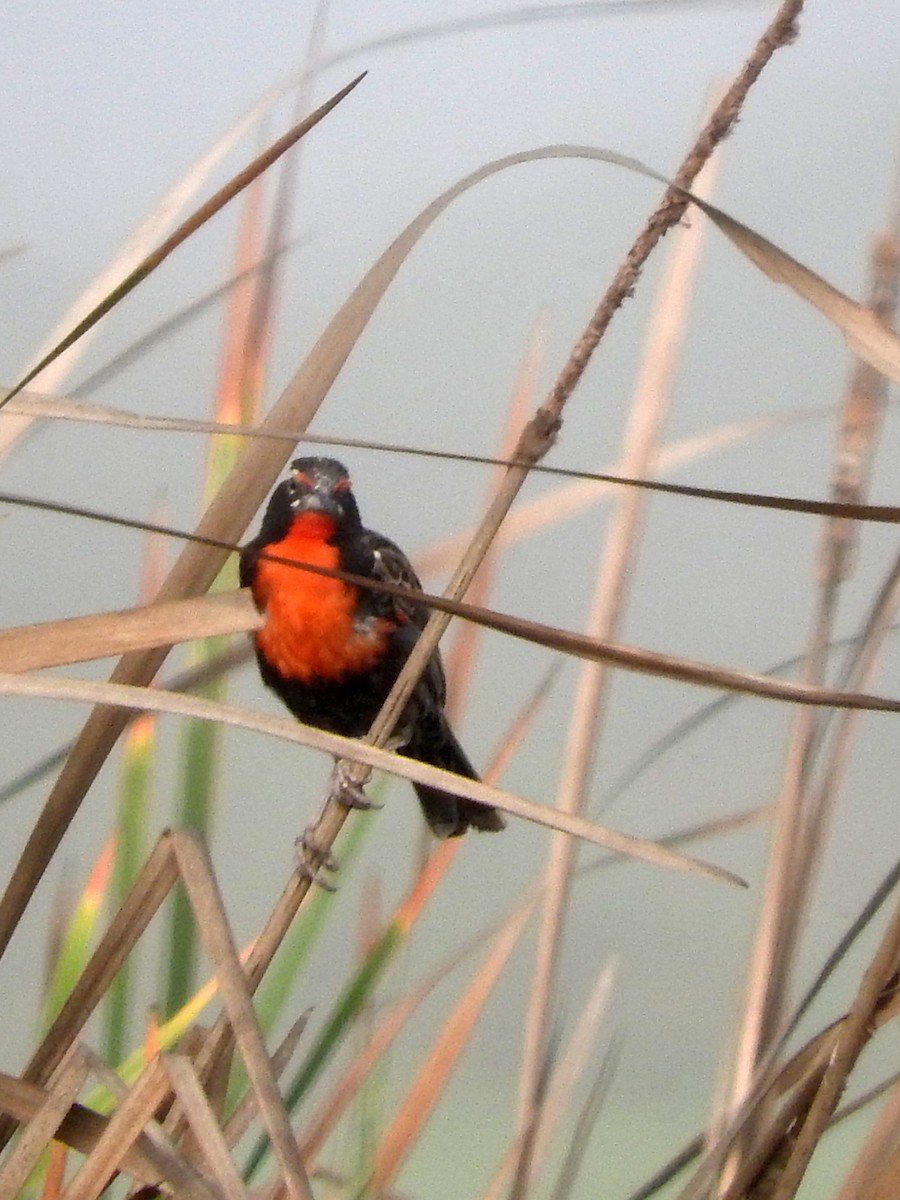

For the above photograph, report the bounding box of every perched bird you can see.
[239,457,505,837]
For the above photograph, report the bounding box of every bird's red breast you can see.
[251,511,392,683]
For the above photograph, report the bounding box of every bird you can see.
[239,456,505,837]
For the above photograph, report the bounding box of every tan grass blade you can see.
[210,170,267,435]
[0,591,259,673]
[546,1046,620,1200]
[10,400,899,536]
[12,581,900,725]
[0,670,737,883]
[835,1081,900,1200]
[0,117,270,458]
[71,239,302,399]
[223,1011,310,1149]
[417,409,821,574]
[59,1058,211,1200]
[530,960,618,1177]
[485,960,618,1200]
[763,889,900,1200]
[371,901,532,1189]
[169,832,312,1200]
[8,835,179,1140]
[163,1054,251,1200]
[688,954,900,1200]
[0,1072,171,1188]
[663,847,900,1198]
[79,1034,205,1182]
[687,191,900,388]
[324,0,723,70]
[519,111,721,1134]
[444,314,546,723]
[0,75,365,414]
[0,389,817,469]
[722,156,900,1161]
[0,1050,89,1195]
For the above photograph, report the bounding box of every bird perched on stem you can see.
[239,457,505,837]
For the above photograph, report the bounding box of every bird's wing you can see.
[361,529,447,706]
[361,530,430,629]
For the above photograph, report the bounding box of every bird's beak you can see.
[292,486,343,519]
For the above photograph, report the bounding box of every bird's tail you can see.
[406,718,505,838]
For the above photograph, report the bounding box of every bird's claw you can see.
[331,763,382,812]
[338,781,382,811]
[295,829,339,891]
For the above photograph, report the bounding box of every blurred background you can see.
[3,2,900,1195]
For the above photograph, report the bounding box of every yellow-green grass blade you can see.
[103,713,154,1065]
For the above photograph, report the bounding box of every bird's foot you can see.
[331,761,383,812]
[295,829,339,891]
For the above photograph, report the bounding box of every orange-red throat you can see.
[252,511,391,683]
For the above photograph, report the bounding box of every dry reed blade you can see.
[683,976,900,1200]
[0,591,260,673]
[11,416,900,531]
[443,314,546,724]
[2,835,179,1147]
[210,167,267,438]
[163,1054,251,1200]
[223,1011,311,1149]
[546,1040,621,1200]
[834,1081,900,1200]
[530,961,618,1179]
[0,640,251,807]
[321,0,733,73]
[0,669,741,881]
[58,1057,211,1200]
[518,112,721,1136]
[417,409,820,574]
[723,147,900,1168]
[484,962,618,1200]
[635,851,900,1199]
[0,390,819,474]
[13,590,900,723]
[764,892,900,1200]
[0,1050,89,1195]
[169,832,313,1200]
[0,98,280,457]
[685,189,900,388]
[0,1072,170,1188]
[71,239,301,399]
[0,75,365,412]
[237,3,325,410]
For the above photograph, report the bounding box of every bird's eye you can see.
[292,470,314,489]
[331,477,351,494]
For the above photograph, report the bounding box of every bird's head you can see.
[283,457,360,527]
